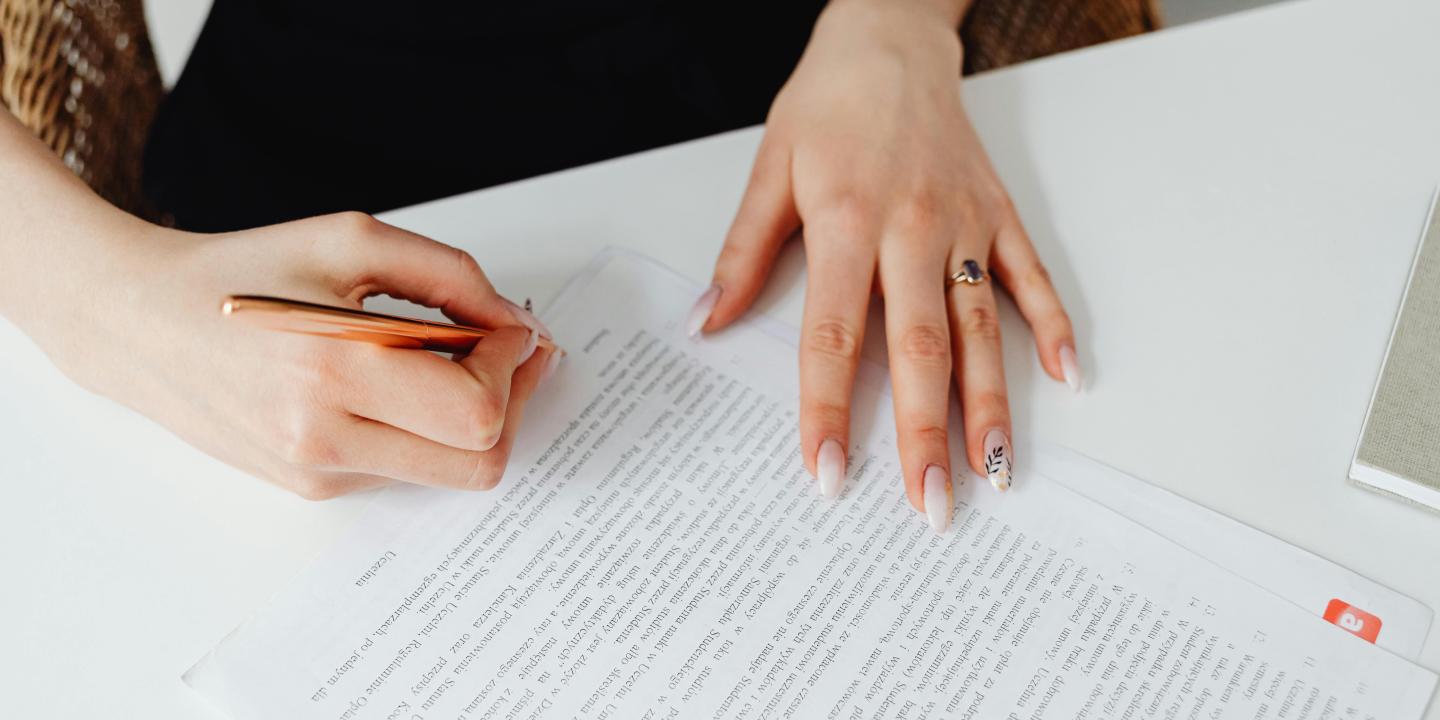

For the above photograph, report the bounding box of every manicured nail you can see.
[923,465,950,533]
[816,438,845,499]
[983,429,1013,492]
[542,349,564,383]
[517,328,539,366]
[687,284,722,338]
[502,297,554,340]
[1059,345,1082,393]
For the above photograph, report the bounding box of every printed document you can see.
[186,250,1436,719]
[1035,445,1431,660]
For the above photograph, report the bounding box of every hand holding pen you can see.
[216,215,564,499]
[27,212,559,499]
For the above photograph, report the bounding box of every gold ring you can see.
[946,259,987,288]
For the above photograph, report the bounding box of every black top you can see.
[143,1,825,232]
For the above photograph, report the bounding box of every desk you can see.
[4,0,1440,715]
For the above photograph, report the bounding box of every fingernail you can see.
[816,438,845,499]
[923,465,950,533]
[1060,345,1082,393]
[687,284,722,338]
[517,328,539,366]
[542,349,564,383]
[983,429,1013,493]
[502,297,554,340]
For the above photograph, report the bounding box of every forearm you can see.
[0,110,154,329]
[911,0,976,28]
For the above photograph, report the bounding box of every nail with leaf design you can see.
[983,428,1012,492]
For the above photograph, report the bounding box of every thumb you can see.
[318,212,525,332]
[695,137,799,335]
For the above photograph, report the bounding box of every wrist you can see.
[0,212,186,372]
[812,0,965,73]
[824,0,971,31]
[1,214,141,318]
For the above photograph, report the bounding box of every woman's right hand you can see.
[20,212,557,499]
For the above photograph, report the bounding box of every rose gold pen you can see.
[221,295,560,355]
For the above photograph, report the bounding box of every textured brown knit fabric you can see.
[0,0,1156,218]
[963,0,1162,74]
[0,0,161,216]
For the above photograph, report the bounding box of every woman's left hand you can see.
[692,0,1080,531]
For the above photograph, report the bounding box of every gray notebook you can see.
[1351,189,1440,508]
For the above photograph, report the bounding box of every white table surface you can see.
[5,0,1440,715]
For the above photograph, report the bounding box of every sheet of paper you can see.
[1034,445,1432,659]
[186,250,1437,719]
[726,277,1433,659]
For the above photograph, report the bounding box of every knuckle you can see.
[298,347,341,387]
[806,320,862,361]
[1020,261,1054,291]
[276,414,339,468]
[294,351,350,406]
[889,190,943,236]
[463,452,507,491]
[986,187,1017,216]
[804,400,851,434]
[450,245,485,280]
[907,423,950,450]
[286,470,342,501]
[460,392,505,446]
[816,192,874,236]
[960,305,1002,342]
[968,390,1011,421]
[1044,307,1074,337]
[898,324,950,366]
[717,232,756,271]
[331,210,382,239]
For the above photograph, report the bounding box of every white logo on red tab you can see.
[1324,599,1381,643]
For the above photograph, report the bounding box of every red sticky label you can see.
[1323,599,1382,643]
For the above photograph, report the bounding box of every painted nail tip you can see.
[816,438,845,499]
[517,329,539,366]
[503,297,554,340]
[923,467,950,532]
[819,470,841,499]
[982,428,1013,493]
[1062,365,1082,393]
[926,503,949,533]
[1060,346,1083,393]
[541,350,563,382]
[686,285,722,339]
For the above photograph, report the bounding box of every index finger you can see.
[309,212,523,331]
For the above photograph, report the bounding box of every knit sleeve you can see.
[961,0,1160,75]
[0,0,162,216]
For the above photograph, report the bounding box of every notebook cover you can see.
[1354,189,1440,495]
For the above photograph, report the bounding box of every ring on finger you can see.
[946,259,988,289]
